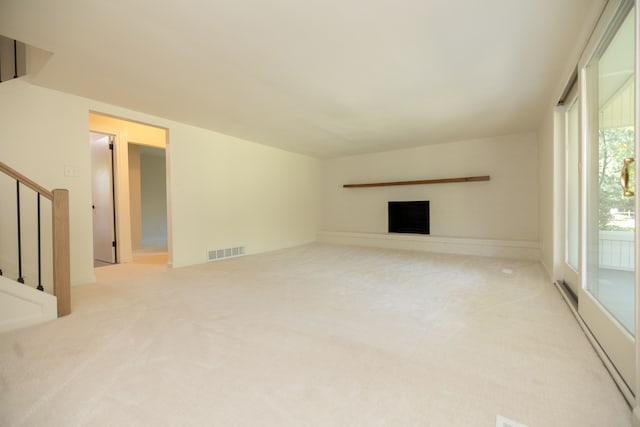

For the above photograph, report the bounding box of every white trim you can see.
[318,231,540,260]
[635,4,640,419]
[578,0,630,70]
[554,281,635,407]
[0,276,57,334]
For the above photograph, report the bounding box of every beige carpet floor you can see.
[0,244,632,426]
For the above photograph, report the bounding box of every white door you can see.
[91,132,116,264]
[580,3,636,393]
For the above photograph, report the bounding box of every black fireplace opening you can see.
[388,201,430,234]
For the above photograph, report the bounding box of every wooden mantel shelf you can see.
[343,175,490,188]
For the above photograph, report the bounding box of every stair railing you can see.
[0,161,71,316]
[0,36,26,83]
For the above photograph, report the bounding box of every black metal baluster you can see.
[37,193,43,291]
[16,181,24,283]
[13,40,18,79]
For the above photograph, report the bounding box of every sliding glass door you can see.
[580,3,636,392]
[563,91,580,296]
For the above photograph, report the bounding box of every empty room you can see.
[0,0,638,426]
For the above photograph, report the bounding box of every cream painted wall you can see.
[0,79,322,285]
[323,133,538,242]
[168,124,321,267]
[0,80,95,286]
[537,110,556,277]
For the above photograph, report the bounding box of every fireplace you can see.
[388,201,430,234]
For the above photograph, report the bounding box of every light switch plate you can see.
[64,165,77,177]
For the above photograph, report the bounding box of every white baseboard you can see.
[317,231,540,260]
[554,280,636,409]
[0,275,57,334]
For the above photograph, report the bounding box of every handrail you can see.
[0,161,53,199]
[0,36,26,83]
[0,160,70,317]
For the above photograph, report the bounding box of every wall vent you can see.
[208,246,245,262]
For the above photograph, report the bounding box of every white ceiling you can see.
[0,0,604,158]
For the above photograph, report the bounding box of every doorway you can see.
[89,111,170,266]
[128,143,168,254]
[90,132,117,266]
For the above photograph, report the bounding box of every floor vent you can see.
[496,415,528,427]
[208,246,245,261]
